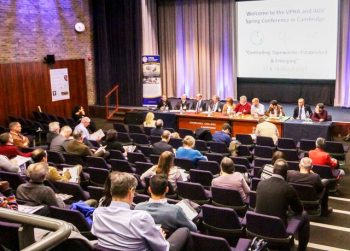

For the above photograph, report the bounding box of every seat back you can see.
[254,158,272,168]
[150,136,161,144]
[325,141,346,159]
[205,153,224,163]
[254,146,274,159]
[109,150,126,160]
[197,160,220,175]
[190,232,234,251]
[49,206,91,232]
[236,134,254,146]
[195,140,208,153]
[202,204,242,231]
[232,157,251,169]
[0,171,27,190]
[47,150,65,164]
[137,145,154,157]
[129,133,149,146]
[277,138,296,150]
[134,161,153,175]
[280,149,299,161]
[209,141,230,155]
[128,124,144,134]
[312,165,334,179]
[169,138,183,149]
[113,123,128,133]
[86,156,110,169]
[53,181,90,202]
[256,136,275,147]
[178,128,194,138]
[176,181,210,204]
[286,161,299,171]
[299,139,316,152]
[174,158,196,171]
[86,167,109,186]
[87,186,104,201]
[234,164,249,174]
[149,154,160,164]
[116,132,132,144]
[237,145,253,159]
[0,221,20,251]
[62,153,85,166]
[127,152,148,164]
[110,159,134,173]
[51,238,93,251]
[133,194,150,204]
[211,186,246,212]
[189,169,213,188]
[250,178,262,191]
[289,183,321,215]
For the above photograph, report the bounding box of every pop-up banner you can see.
[142,55,162,106]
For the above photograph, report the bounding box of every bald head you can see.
[27,163,48,182]
[299,157,313,172]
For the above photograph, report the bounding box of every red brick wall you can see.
[0,0,95,104]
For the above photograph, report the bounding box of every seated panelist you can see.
[293,98,312,120]
[209,95,223,112]
[222,97,236,115]
[175,94,190,110]
[311,103,329,122]
[234,95,251,115]
[157,95,172,111]
[265,100,285,117]
[191,93,207,111]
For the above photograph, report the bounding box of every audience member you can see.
[153,130,174,155]
[16,162,65,210]
[222,97,235,114]
[143,112,156,128]
[135,175,197,233]
[141,151,182,191]
[46,121,60,146]
[151,119,164,136]
[175,94,190,110]
[255,159,310,251]
[311,103,329,122]
[255,117,279,144]
[65,131,104,158]
[176,135,207,164]
[99,172,112,207]
[103,129,125,154]
[308,137,345,177]
[0,180,18,210]
[31,148,82,182]
[0,154,20,173]
[212,157,250,203]
[259,151,285,180]
[191,93,207,111]
[50,126,72,153]
[171,132,181,139]
[0,133,32,158]
[250,98,265,116]
[234,95,251,115]
[157,94,172,111]
[265,100,285,117]
[92,172,189,251]
[72,105,97,132]
[212,123,232,147]
[74,117,93,141]
[9,122,30,148]
[209,95,223,112]
[293,98,312,120]
[287,157,332,216]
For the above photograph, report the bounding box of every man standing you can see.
[191,93,206,112]
[135,175,197,233]
[234,95,251,115]
[255,117,279,144]
[153,130,174,155]
[287,157,332,216]
[255,159,309,251]
[293,98,312,120]
[92,172,189,251]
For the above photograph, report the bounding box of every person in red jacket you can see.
[308,137,345,178]
[234,95,251,115]
[0,133,32,159]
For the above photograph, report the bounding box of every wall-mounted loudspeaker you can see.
[44,54,55,64]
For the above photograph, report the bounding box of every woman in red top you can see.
[0,133,32,159]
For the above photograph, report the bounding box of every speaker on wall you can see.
[44,54,55,64]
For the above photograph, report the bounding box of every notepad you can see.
[176,200,198,220]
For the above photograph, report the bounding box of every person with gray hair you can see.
[151,119,164,137]
[74,116,92,140]
[234,95,251,115]
[309,137,345,178]
[287,157,332,216]
[50,125,72,153]
[16,162,65,212]
[92,172,190,251]
[46,121,60,145]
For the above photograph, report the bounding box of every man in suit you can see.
[191,93,207,111]
[135,174,197,233]
[287,157,332,216]
[255,159,310,251]
[157,94,172,111]
[150,119,164,137]
[153,130,174,155]
[175,94,190,110]
[50,126,72,153]
[293,98,312,120]
[209,95,223,112]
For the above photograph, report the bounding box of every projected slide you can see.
[236,0,339,80]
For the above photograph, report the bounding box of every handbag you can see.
[248,237,268,251]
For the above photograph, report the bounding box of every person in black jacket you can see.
[103,129,125,154]
[157,95,172,111]
[153,130,174,155]
[293,98,312,120]
[255,159,310,251]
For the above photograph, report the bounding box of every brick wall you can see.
[0,0,96,104]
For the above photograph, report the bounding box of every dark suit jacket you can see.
[151,128,164,137]
[153,141,173,155]
[175,101,190,110]
[293,105,312,119]
[65,140,92,157]
[191,100,207,111]
[157,100,172,110]
[255,176,303,222]
[287,170,324,194]
[104,140,125,153]
[209,102,223,112]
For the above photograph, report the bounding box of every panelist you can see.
[311,103,329,122]
[157,94,172,111]
[175,94,190,110]
[265,100,285,117]
[191,93,207,111]
[293,98,312,120]
[234,95,251,115]
[209,95,223,112]
[222,97,236,115]
[250,98,265,116]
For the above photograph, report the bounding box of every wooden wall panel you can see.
[0,59,88,126]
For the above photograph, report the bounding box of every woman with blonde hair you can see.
[143,112,156,127]
[140,151,182,190]
[175,135,207,164]
[222,97,236,114]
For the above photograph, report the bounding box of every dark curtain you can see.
[92,0,143,106]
